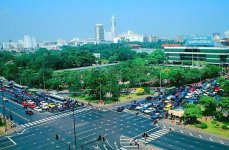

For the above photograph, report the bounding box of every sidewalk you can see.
[0,120,20,137]
[157,119,229,146]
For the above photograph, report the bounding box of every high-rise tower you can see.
[95,24,104,41]
[111,16,116,35]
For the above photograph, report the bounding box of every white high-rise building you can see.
[225,31,229,38]
[95,24,104,42]
[213,33,220,42]
[23,35,37,49]
[23,35,33,49]
[111,15,116,35]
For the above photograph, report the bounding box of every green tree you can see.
[147,49,166,64]
[184,104,202,124]
[221,80,229,96]
[199,96,217,116]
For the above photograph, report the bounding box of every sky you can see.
[0,0,229,42]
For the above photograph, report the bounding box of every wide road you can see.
[0,106,228,150]
[0,92,54,125]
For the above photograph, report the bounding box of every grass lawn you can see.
[118,94,151,102]
[70,93,152,104]
[189,118,229,138]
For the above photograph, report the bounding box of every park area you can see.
[189,117,229,138]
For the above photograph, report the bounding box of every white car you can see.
[185,95,191,99]
[34,107,42,112]
[40,101,48,106]
[40,104,49,110]
[144,108,155,114]
[27,100,35,105]
[135,106,143,110]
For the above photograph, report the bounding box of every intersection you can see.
[0,105,228,150]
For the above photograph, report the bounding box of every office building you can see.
[164,36,229,65]
[95,24,104,42]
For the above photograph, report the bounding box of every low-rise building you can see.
[164,36,229,66]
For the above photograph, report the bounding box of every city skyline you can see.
[0,0,229,42]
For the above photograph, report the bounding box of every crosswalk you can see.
[20,107,91,128]
[120,135,139,150]
[138,129,170,143]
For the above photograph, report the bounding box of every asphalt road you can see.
[0,106,228,150]
[0,92,55,125]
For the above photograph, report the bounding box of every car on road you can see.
[34,107,42,112]
[21,101,29,107]
[25,110,33,115]
[126,104,137,110]
[48,103,56,108]
[3,97,8,102]
[151,113,162,120]
[143,107,155,114]
[27,100,35,105]
[40,101,48,106]
[40,104,49,110]
[28,103,36,109]
[117,107,124,112]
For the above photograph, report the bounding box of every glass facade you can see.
[164,47,229,65]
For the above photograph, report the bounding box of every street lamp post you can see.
[72,102,77,150]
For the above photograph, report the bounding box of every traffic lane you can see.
[167,131,229,149]
[0,105,30,125]
[0,138,15,150]
[149,131,229,150]
[8,123,66,150]
[0,97,66,124]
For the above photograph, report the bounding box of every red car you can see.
[21,101,29,107]
[8,90,14,94]
[26,93,32,97]
[28,104,36,109]
[1,87,6,91]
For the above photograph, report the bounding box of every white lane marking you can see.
[220,140,224,144]
[103,144,108,150]
[114,141,118,148]
[199,135,203,139]
[7,136,17,145]
[189,132,193,136]
[209,138,213,141]
[20,125,26,128]
[180,130,184,133]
